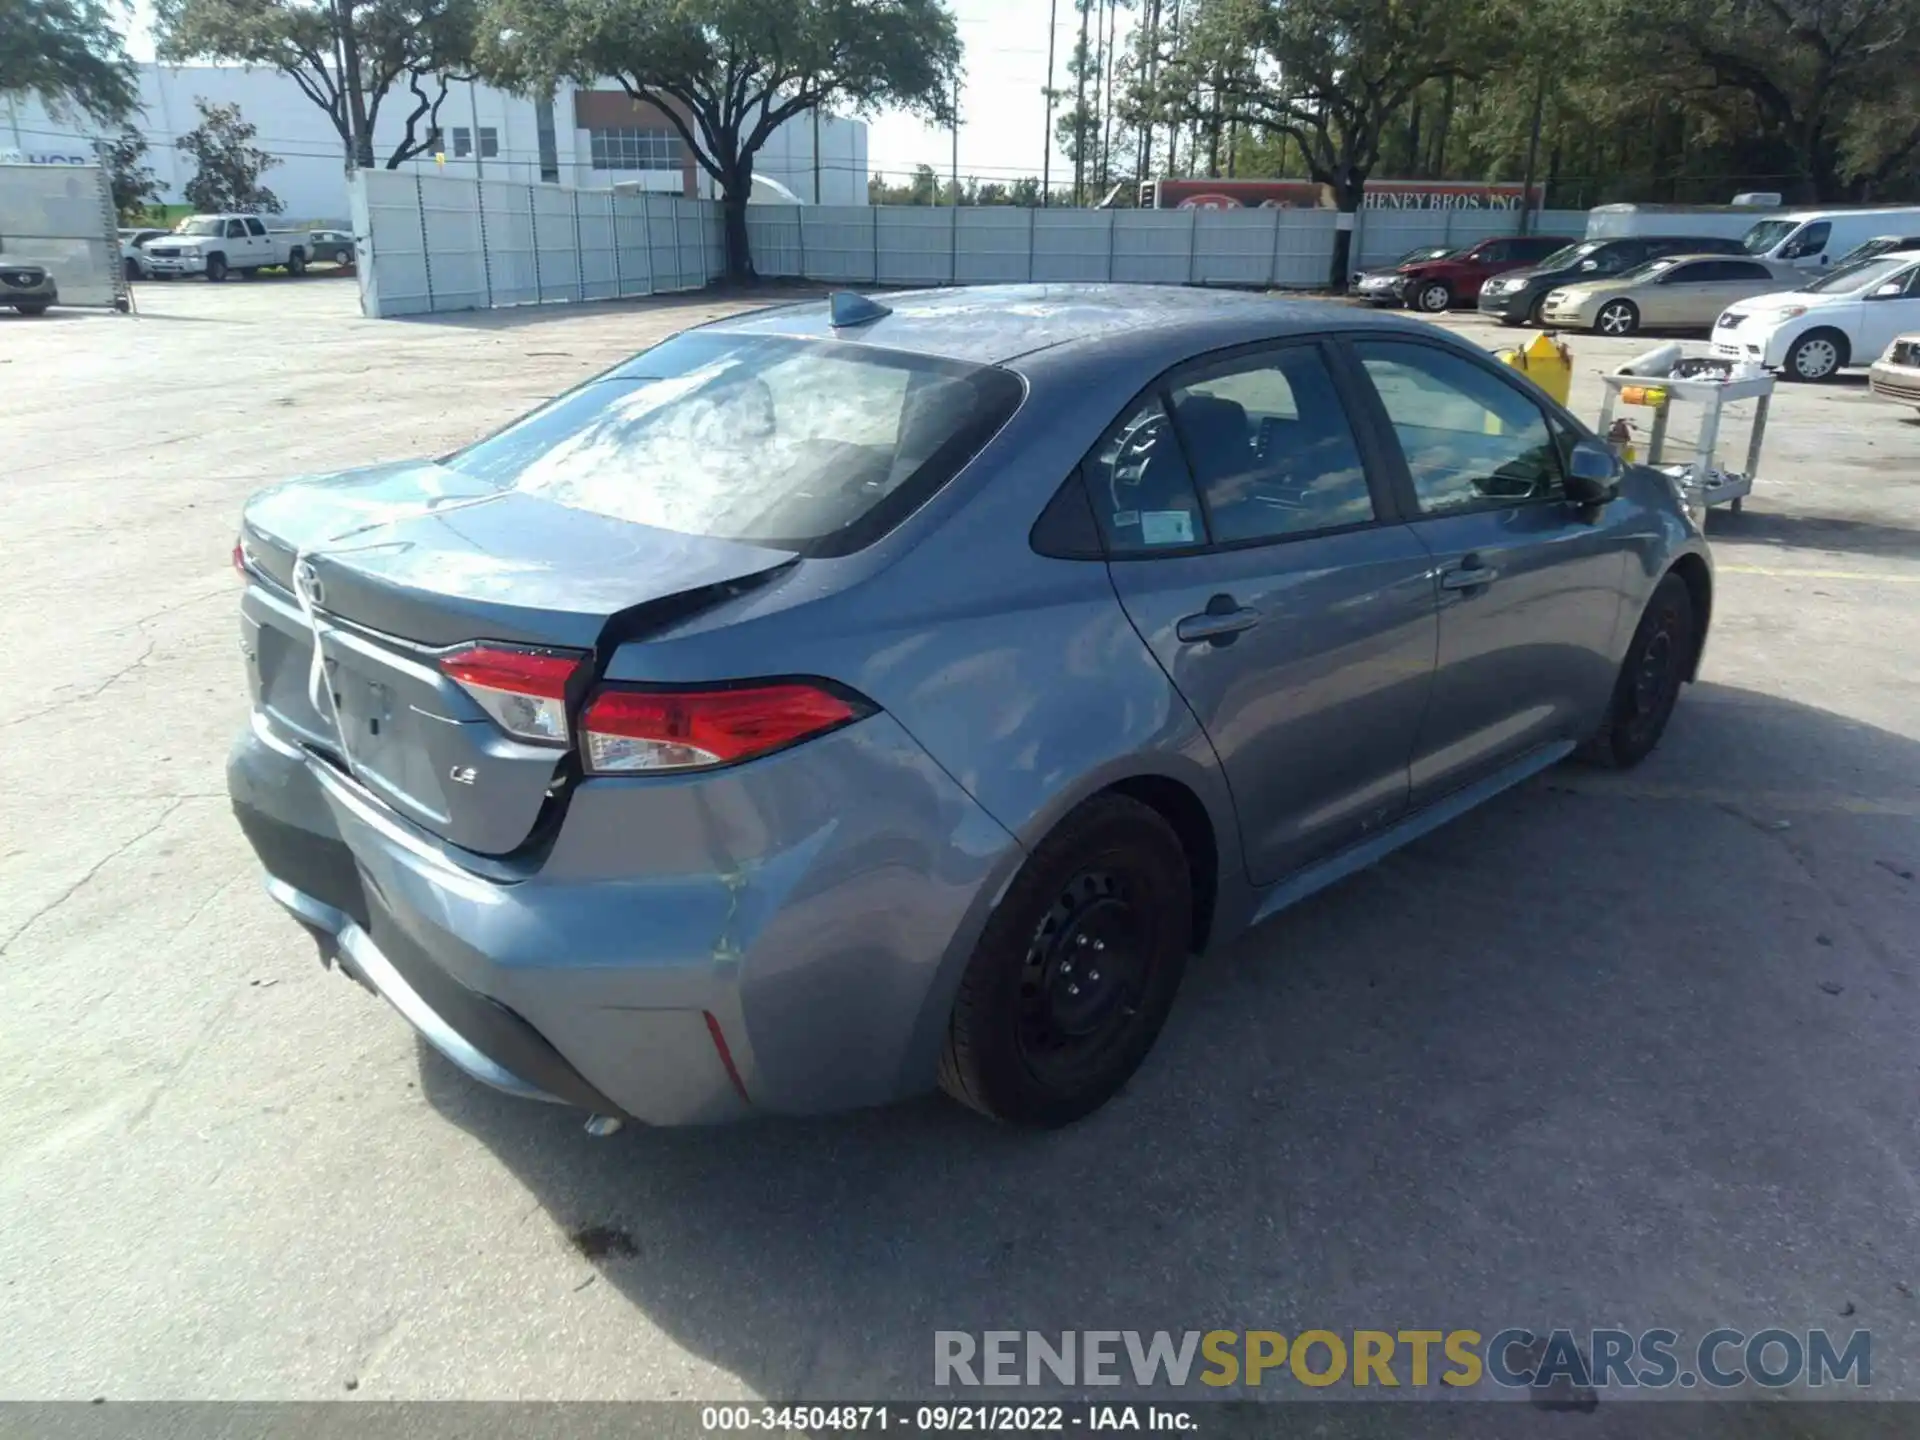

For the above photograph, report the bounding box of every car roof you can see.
[707,283,1417,365]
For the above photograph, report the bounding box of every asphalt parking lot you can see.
[3,279,1918,1410]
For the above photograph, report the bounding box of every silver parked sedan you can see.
[228,285,1712,1128]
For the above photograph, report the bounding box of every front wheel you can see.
[1595,299,1640,337]
[205,255,228,282]
[1578,572,1696,768]
[1785,329,1847,382]
[939,793,1192,1127]
[1414,281,1452,313]
[13,302,50,316]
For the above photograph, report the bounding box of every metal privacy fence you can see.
[349,168,1590,319]
[0,162,125,309]
[745,204,1593,289]
[352,169,723,317]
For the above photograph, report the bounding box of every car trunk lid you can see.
[239,461,795,855]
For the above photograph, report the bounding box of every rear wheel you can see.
[1785,329,1847,381]
[1414,280,1453,313]
[287,249,307,277]
[1578,572,1696,768]
[1595,299,1640,337]
[939,794,1192,1127]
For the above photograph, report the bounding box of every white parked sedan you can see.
[1711,250,1920,380]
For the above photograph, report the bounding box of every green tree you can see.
[1610,0,1920,200]
[103,123,164,219]
[175,97,284,212]
[0,0,138,122]
[156,0,478,170]
[1169,0,1515,286]
[479,0,963,279]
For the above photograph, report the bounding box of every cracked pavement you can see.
[1,282,1917,1406]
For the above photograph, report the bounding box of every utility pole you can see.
[1164,0,1182,179]
[1518,70,1547,234]
[1042,0,1058,207]
[1099,0,1118,198]
[1138,0,1161,187]
[813,107,822,203]
[1073,0,1091,205]
[468,79,484,179]
[950,73,961,206]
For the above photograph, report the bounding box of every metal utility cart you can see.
[1595,368,1776,517]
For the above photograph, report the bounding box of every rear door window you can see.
[446,333,1023,555]
[1084,396,1207,555]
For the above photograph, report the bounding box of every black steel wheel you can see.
[940,793,1191,1127]
[1579,572,1696,768]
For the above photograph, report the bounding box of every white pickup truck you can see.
[142,214,311,282]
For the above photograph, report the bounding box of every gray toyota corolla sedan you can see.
[228,284,1711,1129]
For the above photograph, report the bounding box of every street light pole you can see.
[1041,0,1058,207]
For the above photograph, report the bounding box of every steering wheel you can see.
[1109,409,1170,514]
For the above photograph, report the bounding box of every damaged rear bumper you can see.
[228,706,1020,1124]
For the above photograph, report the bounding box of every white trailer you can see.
[0,162,125,309]
[1585,200,1782,243]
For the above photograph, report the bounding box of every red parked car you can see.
[1351,233,1576,312]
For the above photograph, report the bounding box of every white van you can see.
[1738,208,1920,272]
[1586,201,1780,242]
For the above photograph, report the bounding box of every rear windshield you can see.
[446,332,1024,555]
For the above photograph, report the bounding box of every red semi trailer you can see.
[1137,178,1544,211]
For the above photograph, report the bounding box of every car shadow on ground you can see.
[420,682,1920,1409]
[1706,509,1920,558]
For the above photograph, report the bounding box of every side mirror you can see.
[1578,259,1599,272]
[1871,282,1903,299]
[1565,440,1621,505]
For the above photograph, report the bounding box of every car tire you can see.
[1577,572,1696,769]
[938,793,1192,1128]
[287,249,307,277]
[1784,329,1848,382]
[1527,294,1551,327]
[13,302,50,316]
[1414,281,1452,313]
[1595,299,1640,337]
[123,257,141,282]
[206,255,228,283]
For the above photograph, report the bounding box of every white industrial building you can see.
[3,65,869,221]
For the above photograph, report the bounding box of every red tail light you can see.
[232,537,248,579]
[580,682,866,774]
[440,644,584,745]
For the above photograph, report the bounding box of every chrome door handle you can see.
[1176,605,1261,643]
[1439,565,1500,591]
